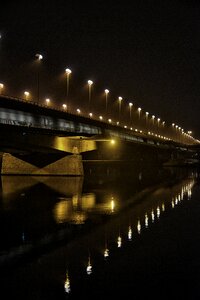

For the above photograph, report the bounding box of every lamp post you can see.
[88,80,93,111]
[65,68,72,101]
[104,89,109,116]
[0,83,4,94]
[129,102,133,124]
[45,98,50,106]
[145,112,149,122]
[35,53,43,104]
[24,91,30,100]
[62,104,67,110]
[138,107,141,120]
[118,96,123,122]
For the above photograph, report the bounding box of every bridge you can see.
[0,95,199,175]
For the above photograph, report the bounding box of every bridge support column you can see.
[1,153,84,176]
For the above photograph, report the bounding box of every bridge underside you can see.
[0,126,98,175]
[0,126,197,175]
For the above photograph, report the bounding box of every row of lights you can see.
[0,52,198,143]
[1,81,197,143]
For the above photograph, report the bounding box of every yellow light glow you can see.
[88,80,93,86]
[111,199,115,212]
[35,53,43,60]
[86,257,92,275]
[62,104,67,110]
[65,68,72,75]
[117,235,122,248]
[128,226,132,240]
[64,272,71,294]
[104,248,109,258]
[137,220,141,234]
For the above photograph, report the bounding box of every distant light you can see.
[65,68,72,75]
[117,236,122,248]
[105,89,109,94]
[104,248,109,258]
[88,80,93,86]
[129,102,133,107]
[24,91,30,99]
[35,53,43,60]
[45,98,50,105]
[62,104,67,110]
[111,139,115,144]
[77,108,81,114]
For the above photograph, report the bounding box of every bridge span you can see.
[0,95,199,175]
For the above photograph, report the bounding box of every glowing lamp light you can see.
[88,80,93,86]
[35,53,43,60]
[45,98,50,105]
[65,68,72,75]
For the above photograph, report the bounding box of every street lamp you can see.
[145,112,149,122]
[138,107,141,120]
[129,102,133,124]
[24,91,30,100]
[65,68,72,101]
[35,53,43,104]
[45,98,50,106]
[104,89,109,116]
[0,83,4,94]
[62,104,67,110]
[87,80,93,111]
[118,96,123,122]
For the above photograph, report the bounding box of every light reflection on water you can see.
[0,165,199,298]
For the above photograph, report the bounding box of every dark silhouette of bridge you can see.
[0,95,199,175]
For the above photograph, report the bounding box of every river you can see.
[0,162,199,299]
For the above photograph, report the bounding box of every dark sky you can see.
[1,0,200,138]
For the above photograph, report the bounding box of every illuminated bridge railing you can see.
[0,94,198,146]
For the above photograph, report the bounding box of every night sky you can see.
[0,0,200,138]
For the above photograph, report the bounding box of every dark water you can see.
[0,162,200,299]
